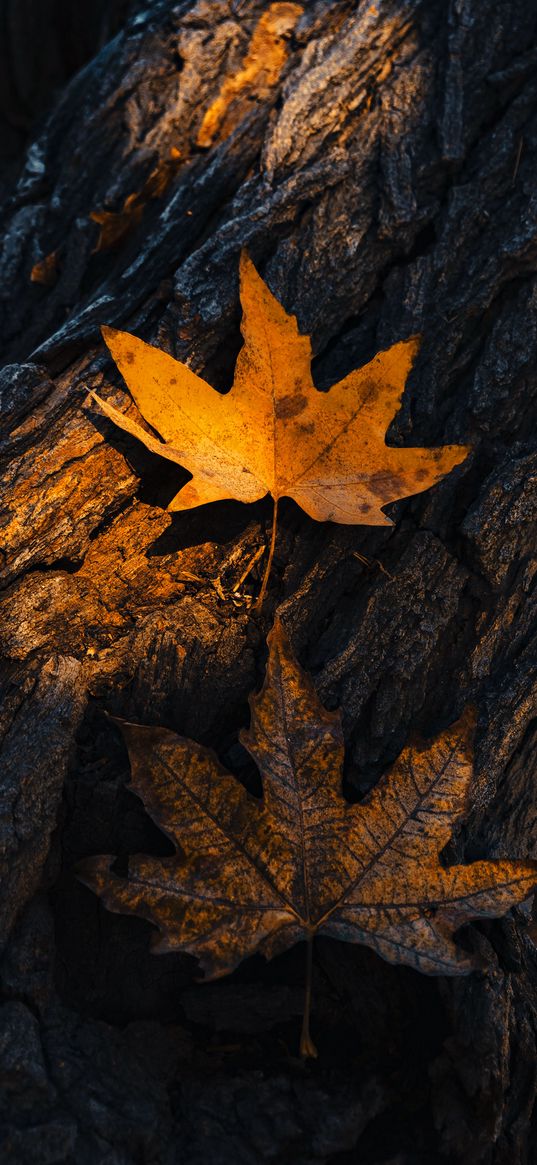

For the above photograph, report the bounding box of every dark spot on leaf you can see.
[368,469,402,499]
[275,392,307,420]
[360,376,380,403]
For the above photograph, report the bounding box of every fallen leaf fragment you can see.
[90,147,182,252]
[91,194,144,252]
[30,250,59,286]
[142,147,182,199]
[79,620,537,1056]
[91,251,470,526]
[197,3,303,148]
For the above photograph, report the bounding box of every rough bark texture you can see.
[0,1,536,1162]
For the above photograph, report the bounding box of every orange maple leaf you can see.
[90,252,470,602]
[91,252,469,523]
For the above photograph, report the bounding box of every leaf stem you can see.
[300,933,317,1059]
[255,496,279,610]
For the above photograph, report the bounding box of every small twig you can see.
[178,571,206,584]
[255,496,279,611]
[232,545,265,593]
[300,934,317,1059]
[211,575,226,601]
[512,135,524,186]
[352,550,394,581]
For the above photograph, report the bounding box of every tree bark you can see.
[1,1,536,1162]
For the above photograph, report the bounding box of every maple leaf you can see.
[91,253,469,526]
[79,621,537,1057]
[91,251,469,603]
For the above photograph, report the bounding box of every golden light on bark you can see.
[197,3,304,149]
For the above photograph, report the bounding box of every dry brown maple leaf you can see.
[91,251,469,602]
[79,621,537,1057]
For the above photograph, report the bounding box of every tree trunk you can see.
[1,2,536,1162]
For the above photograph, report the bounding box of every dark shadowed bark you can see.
[0,0,142,187]
[0,2,536,1162]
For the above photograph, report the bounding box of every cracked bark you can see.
[0,2,536,1162]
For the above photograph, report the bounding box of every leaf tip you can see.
[453,443,473,468]
[100,324,130,362]
[75,853,114,892]
[406,333,422,358]
[239,247,260,290]
[267,615,292,658]
[448,705,478,758]
[376,510,396,527]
